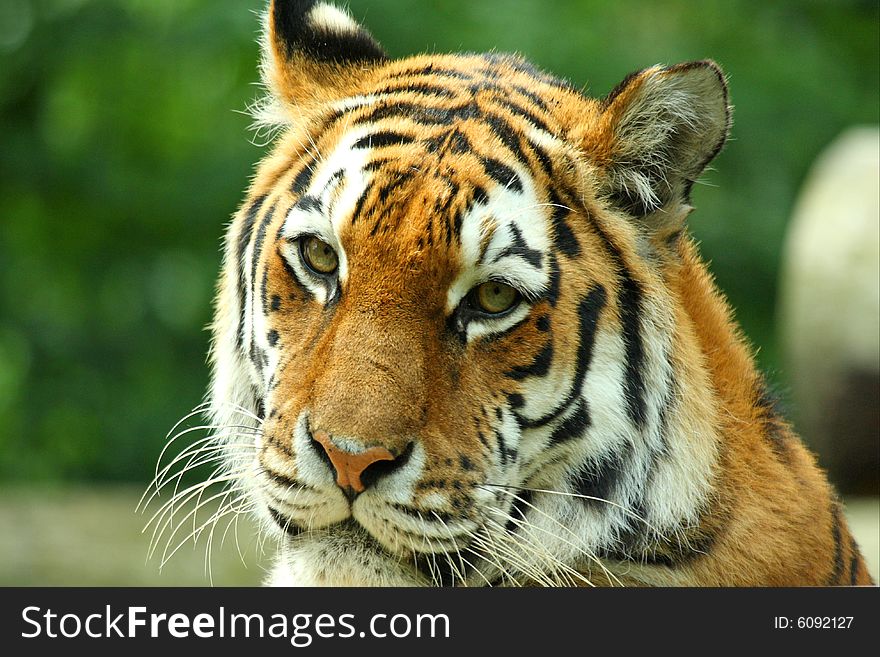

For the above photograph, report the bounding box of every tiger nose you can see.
[312,430,398,499]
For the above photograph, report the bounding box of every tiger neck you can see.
[672,235,765,425]
[590,233,752,571]
[608,233,765,574]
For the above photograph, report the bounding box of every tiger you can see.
[200,0,873,586]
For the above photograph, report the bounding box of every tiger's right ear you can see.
[262,0,387,111]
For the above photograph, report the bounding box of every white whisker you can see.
[490,487,617,586]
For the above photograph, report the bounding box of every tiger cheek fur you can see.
[198,0,873,586]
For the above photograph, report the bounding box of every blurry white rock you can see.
[779,126,879,493]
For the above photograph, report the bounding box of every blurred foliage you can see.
[0,0,877,482]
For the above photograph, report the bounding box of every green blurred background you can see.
[0,0,877,584]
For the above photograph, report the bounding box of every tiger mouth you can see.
[266,508,480,585]
[266,503,469,550]
[266,505,306,538]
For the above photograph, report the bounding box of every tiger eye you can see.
[302,236,338,274]
[475,281,519,314]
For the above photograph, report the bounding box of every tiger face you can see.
[210,0,733,586]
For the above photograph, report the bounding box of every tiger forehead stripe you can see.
[448,159,552,318]
[272,114,557,266]
[478,215,499,261]
[326,70,558,137]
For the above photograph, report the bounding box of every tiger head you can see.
[210,0,730,586]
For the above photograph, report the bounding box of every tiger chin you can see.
[197,0,872,587]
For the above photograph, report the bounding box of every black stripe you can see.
[237,196,268,281]
[492,224,542,269]
[250,201,279,326]
[350,182,373,225]
[548,399,590,445]
[362,157,395,172]
[440,203,454,247]
[619,274,648,429]
[451,204,465,241]
[495,430,509,466]
[376,171,414,205]
[391,502,459,526]
[353,131,416,150]
[572,443,629,508]
[266,506,303,537]
[756,380,787,418]
[849,539,861,585]
[425,215,435,247]
[484,112,530,169]
[424,129,473,155]
[356,100,480,127]
[756,381,794,465]
[294,194,322,212]
[512,285,606,429]
[764,425,794,465]
[586,213,648,429]
[263,466,300,491]
[467,80,505,96]
[828,500,845,585]
[369,208,392,238]
[472,185,489,206]
[491,97,551,133]
[544,254,561,307]
[385,64,473,82]
[265,434,296,459]
[504,488,534,535]
[480,156,522,192]
[477,430,490,451]
[236,195,268,349]
[260,268,270,315]
[527,139,554,179]
[505,341,553,380]
[372,81,457,98]
[548,189,580,257]
[291,157,317,196]
[512,84,550,111]
[369,212,399,240]
[249,343,268,373]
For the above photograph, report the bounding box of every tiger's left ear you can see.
[261,0,387,112]
[580,60,730,220]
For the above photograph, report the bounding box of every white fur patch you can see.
[331,94,381,113]
[269,531,426,586]
[450,171,551,310]
[308,3,358,35]
[279,129,380,292]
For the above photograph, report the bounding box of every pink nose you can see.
[312,430,396,494]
